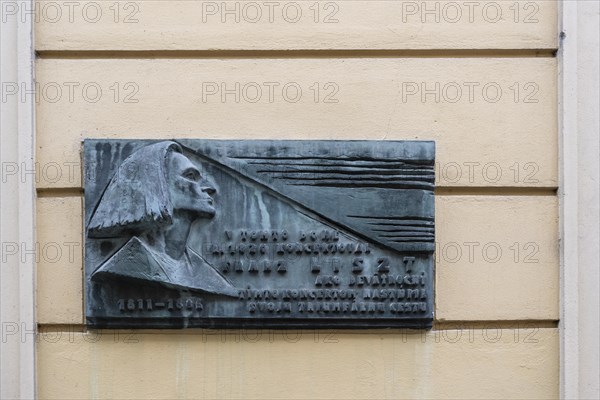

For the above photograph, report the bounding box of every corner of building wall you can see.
[0,0,37,397]
[558,1,600,399]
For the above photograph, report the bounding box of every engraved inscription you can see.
[84,140,435,329]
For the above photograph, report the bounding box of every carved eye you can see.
[183,168,200,182]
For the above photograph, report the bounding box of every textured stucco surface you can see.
[35,1,560,397]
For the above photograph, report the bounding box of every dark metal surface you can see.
[84,139,435,329]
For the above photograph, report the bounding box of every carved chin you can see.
[203,207,216,217]
[193,206,216,218]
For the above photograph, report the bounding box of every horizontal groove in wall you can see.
[38,320,558,334]
[36,49,558,60]
[36,187,557,198]
[435,187,557,196]
[433,320,558,330]
[37,188,84,197]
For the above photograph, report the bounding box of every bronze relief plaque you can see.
[84,140,435,328]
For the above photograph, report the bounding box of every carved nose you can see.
[201,185,216,196]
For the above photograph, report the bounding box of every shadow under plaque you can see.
[84,139,435,329]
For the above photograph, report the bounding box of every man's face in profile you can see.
[167,152,217,218]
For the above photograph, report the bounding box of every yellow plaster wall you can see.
[34,1,560,398]
[36,194,558,326]
[37,328,559,400]
[35,0,557,51]
[35,57,557,189]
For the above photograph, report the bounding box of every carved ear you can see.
[87,141,181,238]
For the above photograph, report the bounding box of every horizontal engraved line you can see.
[232,155,433,164]
[367,221,434,227]
[289,182,434,190]
[390,239,434,243]
[372,227,435,232]
[379,233,434,237]
[255,168,434,175]
[272,175,434,182]
[349,215,435,222]
[246,160,433,168]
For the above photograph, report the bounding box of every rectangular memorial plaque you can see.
[84,140,435,329]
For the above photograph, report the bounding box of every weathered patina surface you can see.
[84,140,435,328]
